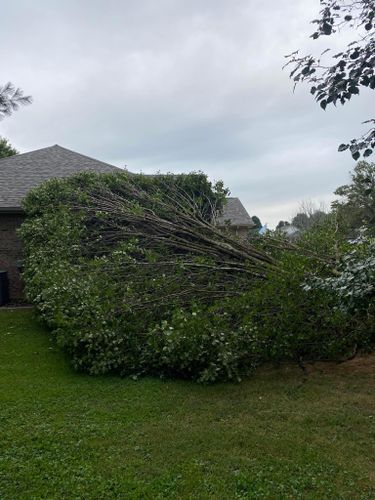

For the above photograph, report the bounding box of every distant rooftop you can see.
[0,145,121,210]
[217,197,254,228]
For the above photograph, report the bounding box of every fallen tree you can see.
[78,175,277,311]
[19,171,276,380]
[20,171,372,382]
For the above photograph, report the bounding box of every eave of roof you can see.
[0,207,24,214]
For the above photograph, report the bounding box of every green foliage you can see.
[297,212,348,257]
[20,172,374,382]
[245,249,371,363]
[292,210,327,231]
[285,0,375,159]
[248,215,262,237]
[244,219,373,363]
[147,303,261,383]
[0,136,18,158]
[305,235,375,319]
[251,215,262,230]
[21,171,245,381]
[333,161,375,236]
[251,215,262,228]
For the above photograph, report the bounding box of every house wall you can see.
[0,214,25,300]
[234,226,250,240]
[219,225,249,240]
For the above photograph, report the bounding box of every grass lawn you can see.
[1,309,375,499]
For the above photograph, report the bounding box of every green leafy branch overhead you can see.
[284,0,375,160]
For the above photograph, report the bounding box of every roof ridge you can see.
[0,144,122,171]
[52,145,121,170]
[0,144,58,163]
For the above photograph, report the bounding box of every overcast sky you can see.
[1,0,372,227]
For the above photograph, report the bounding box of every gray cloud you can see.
[1,0,371,226]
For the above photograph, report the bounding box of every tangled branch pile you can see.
[81,176,276,310]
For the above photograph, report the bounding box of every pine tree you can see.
[0,82,32,120]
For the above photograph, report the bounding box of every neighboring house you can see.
[0,145,254,300]
[278,224,300,238]
[217,197,255,239]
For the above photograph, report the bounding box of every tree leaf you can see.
[352,151,360,161]
[322,22,332,35]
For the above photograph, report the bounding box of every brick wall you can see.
[0,213,25,300]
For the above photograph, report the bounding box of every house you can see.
[0,145,254,300]
[216,198,255,239]
[0,145,120,300]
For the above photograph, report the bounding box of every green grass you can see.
[1,310,375,499]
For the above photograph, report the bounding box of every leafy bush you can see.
[147,303,262,383]
[241,221,374,363]
[305,234,375,318]
[245,250,372,363]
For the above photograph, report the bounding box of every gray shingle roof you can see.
[0,145,121,210]
[217,197,254,227]
[0,146,253,228]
